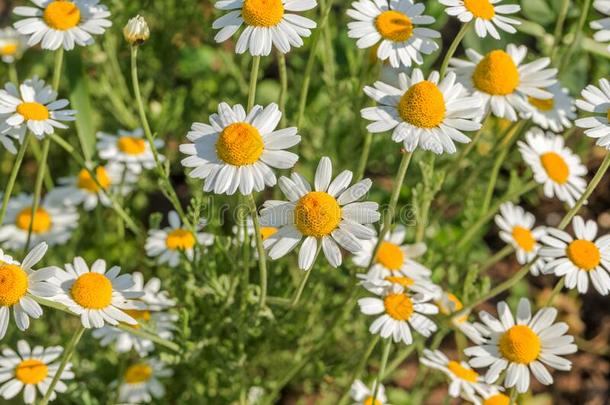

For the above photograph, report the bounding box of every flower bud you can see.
[123,15,150,45]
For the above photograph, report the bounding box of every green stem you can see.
[560,0,592,72]
[0,133,30,226]
[544,278,565,307]
[25,138,50,252]
[355,132,373,181]
[449,115,489,174]
[290,246,322,307]
[278,52,288,128]
[39,326,85,405]
[371,339,392,402]
[8,63,18,84]
[247,195,268,312]
[551,0,571,61]
[439,21,472,78]
[337,335,381,405]
[479,245,514,275]
[247,56,261,111]
[508,387,518,405]
[52,48,64,91]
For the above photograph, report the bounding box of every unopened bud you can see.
[123,15,150,45]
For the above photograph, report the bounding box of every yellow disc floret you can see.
[0,262,29,307]
[44,1,81,31]
[294,192,341,237]
[118,136,147,155]
[540,152,569,184]
[165,229,196,250]
[17,102,49,121]
[77,167,111,193]
[124,363,153,384]
[123,309,151,324]
[511,226,536,252]
[483,394,511,405]
[363,397,383,405]
[383,293,413,321]
[398,81,446,128]
[0,43,18,56]
[15,359,48,385]
[528,96,555,112]
[242,0,284,27]
[216,122,264,166]
[447,360,479,382]
[375,10,413,42]
[260,227,278,240]
[463,0,495,20]
[472,50,519,96]
[566,239,601,270]
[70,273,113,309]
[384,275,414,288]
[498,325,541,364]
[376,241,404,270]
[16,207,52,234]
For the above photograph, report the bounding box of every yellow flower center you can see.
[363,397,383,405]
[528,96,555,112]
[376,241,404,270]
[540,152,569,184]
[260,227,278,240]
[383,293,413,321]
[294,192,341,237]
[70,273,113,309]
[375,10,413,42]
[16,102,49,121]
[566,239,601,270]
[498,325,541,364]
[472,50,520,96]
[118,136,147,155]
[16,207,52,234]
[242,0,284,27]
[43,1,81,31]
[607,108,610,122]
[15,359,48,385]
[484,394,511,405]
[77,167,111,193]
[512,226,536,252]
[123,309,151,329]
[384,275,414,288]
[216,122,264,166]
[124,363,153,384]
[0,43,18,56]
[0,262,29,307]
[463,0,495,19]
[398,81,446,128]
[447,360,479,383]
[436,292,468,324]
[165,229,196,250]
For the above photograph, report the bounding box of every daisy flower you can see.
[575,78,610,149]
[0,243,57,340]
[145,211,214,268]
[180,102,300,195]
[465,298,577,393]
[0,340,73,404]
[539,216,610,295]
[362,69,482,154]
[419,349,489,404]
[0,77,76,139]
[494,202,547,275]
[349,379,389,405]
[13,0,112,51]
[260,156,380,270]
[358,284,438,345]
[0,193,79,251]
[591,1,610,51]
[97,128,163,174]
[518,128,587,207]
[47,257,144,328]
[117,358,172,404]
[231,216,279,254]
[450,44,557,121]
[440,0,520,40]
[521,83,576,133]
[212,0,317,56]
[478,386,512,405]
[435,291,488,344]
[129,272,175,311]
[347,0,440,68]
[0,27,28,63]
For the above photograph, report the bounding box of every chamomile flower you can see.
[97,128,163,174]
[575,78,610,149]
[13,0,112,51]
[0,340,73,404]
[518,128,587,207]
[47,257,144,328]
[358,284,438,345]
[435,291,488,344]
[180,102,300,195]
[591,1,610,51]
[539,216,610,295]
[440,0,521,40]
[450,45,557,121]
[0,194,79,251]
[117,358,172,404]
[0,77,76,139]
[362,69,482,154]
[145,211,214,268]
[0,243,57,340]
[419,349,489,404]
[0,27,28,63]
[521,83,576,133]
[347,0,440,68]
[349,379,389,405]
[479,387,512,405]
[232,216,278,250]
[129,272,175,311]
[212,0,317,56]
[260,157,380,270]
[465,298,577,393]
[494,202,547,275]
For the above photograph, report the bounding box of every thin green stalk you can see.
[278,52,288,128]
[439,21,472,78]
[247,56,261,111]
[290,245,322,307]
[551,0,571,61]
[39,326,85,405]
[29,140,54,190]
[544,279,565,307]
[449,114,489,174]
[0,133,31,226]
[52,48,64,91]
[24,138,50,252]
[508,387,518,405]
[479,245,514,275]
[371,339,392,402]
[355,132,373,181]
[560,0,592,72]
[240,198,251,312]
[247,195,268,312]
[337,335,381,405]
[8,63,18,84]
